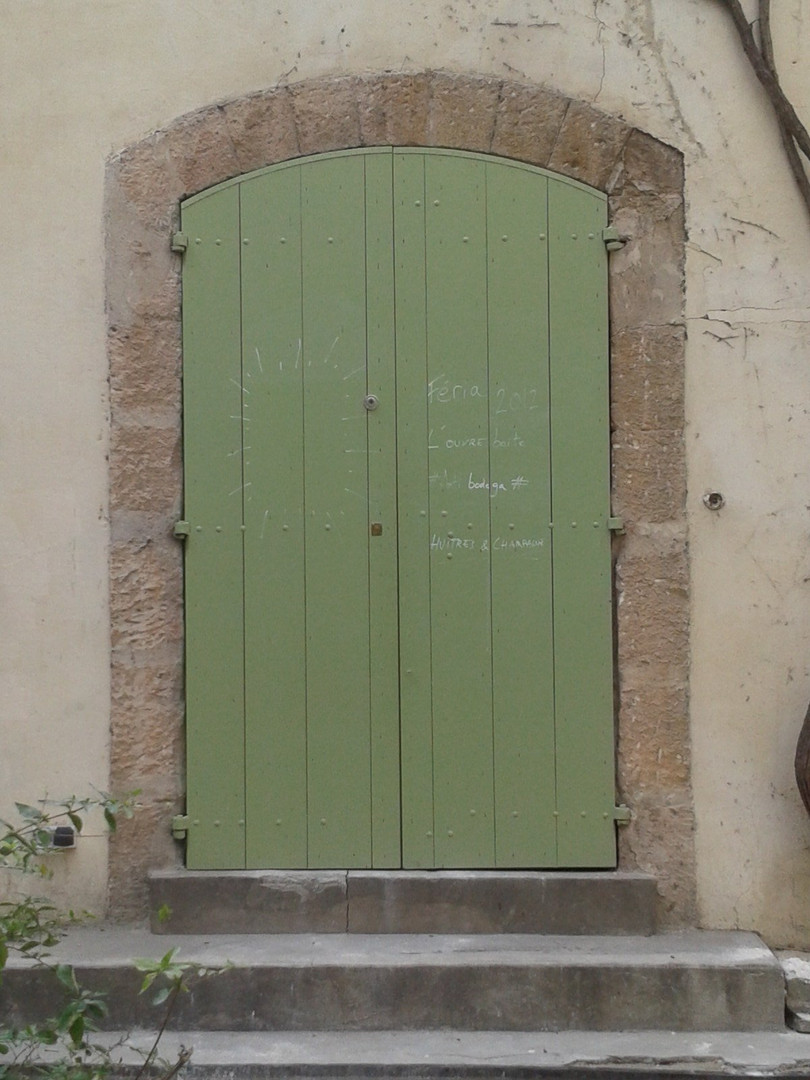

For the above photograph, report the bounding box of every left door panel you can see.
[182,186,247,868]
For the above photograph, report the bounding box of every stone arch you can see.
[106,71,691,923]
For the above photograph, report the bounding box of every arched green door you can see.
[180,148,615,870]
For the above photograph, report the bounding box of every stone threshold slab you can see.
[148,869,658,935]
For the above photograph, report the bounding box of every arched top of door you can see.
[181,146,607,212]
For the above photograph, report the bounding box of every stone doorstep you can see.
[147,870,658,935]
[85,1029,810,1079]
[0,928,785,1034]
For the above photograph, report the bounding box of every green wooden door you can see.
[180,148,615,870]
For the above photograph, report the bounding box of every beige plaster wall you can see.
[2,0,810,943]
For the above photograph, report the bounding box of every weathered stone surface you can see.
[110,536,183,651]
[167,106,241,197]
[548,100,630,189]
[615,534,689,668]
[109,424,181,514]
[291,76,363,154]
[491,83,568,166]
[426,72,501,151]
[618,662,690,792]
[111,134,181,232]
[107,797,182,920]
[608,195,685,330]
[109,316,181,418]
[611,325,685,434]
[611,129,684,198]
[612,426,686,524]
[110,658,184,791]
[149,871,349,934]
[223,89,300,173]
[359,74,431,146]
[619,791,697,926]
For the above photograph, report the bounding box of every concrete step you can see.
[94,1029,810,1078]
[147,870,658,935]
[0,928,785,1033]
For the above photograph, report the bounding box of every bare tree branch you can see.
[758,0,810,211]
[717,0,810,219]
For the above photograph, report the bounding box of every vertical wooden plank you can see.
[301,154,373,867]
[485,163,557,866]
[365,151,401,867]
[548,179,616,867]
[394,152,435,867]
[181,187,246,868]
[240,165,308,867]
[424,154,494,867]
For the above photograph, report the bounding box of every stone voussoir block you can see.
[222,88,300,174]
[490,83,569,166]
[359,73,432,146]
[165,106,242,197]
[426,72,501,151]
[291,76,363,154]
[547,100,631,190]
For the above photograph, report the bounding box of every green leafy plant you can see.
[0,794,214,1079]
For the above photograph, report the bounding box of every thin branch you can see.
[717,0,810,219]
[758,0,810,212]
[717,0,810,158]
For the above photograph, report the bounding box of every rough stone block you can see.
[611,325,685,434]
[110,659,184,792]
[547,101,630,190]
[108,798,183,920]
[426,72,500,151]
[612,129,684,197]
[109,423,181,514]
[618,663,690,792]
[110,536,183,652]
[109,317,181,419]
[223,89,300,173]
[491,83,568,166]
[615,535,689,667]
[291,77,363,154]
[359,74,431,146]
[608,195,685,330]
[167,106,242,197]
[612,426,686,524]
[110,134,181,232]
[618,791,697,926]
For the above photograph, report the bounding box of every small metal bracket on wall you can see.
[603,226,626,252]
[172,815,190,841]
[613,805,632,826]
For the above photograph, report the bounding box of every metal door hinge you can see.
[603,226,626,251]
[608,516,625,535]
[173,520,190,539]
[613,805,632,826]
[171,232,189,254]
[172,815,190,840]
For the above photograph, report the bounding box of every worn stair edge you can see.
[0,929,785,1033]
[148,870,658,935]
[77,1030,810,1080]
